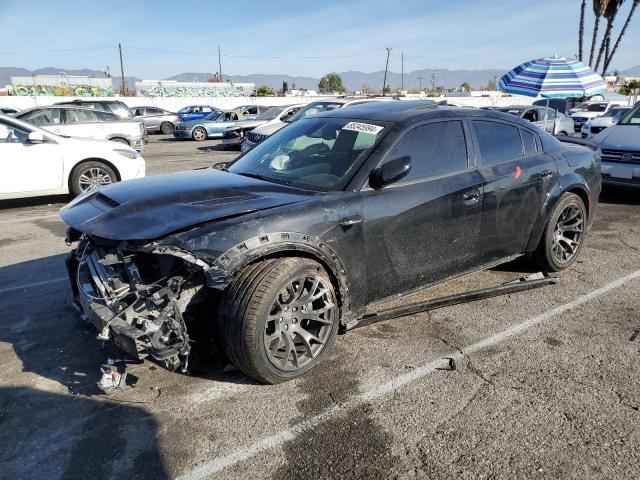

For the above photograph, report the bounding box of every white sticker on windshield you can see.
[342,121,384,135]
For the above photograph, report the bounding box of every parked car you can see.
[533,97,601,115]
[570,102,624,132]
[241,104,305,152]
[15,106,146,151]
[233,105,272,119]
[222,105,304,148]
[594,101,640,186]
[132,106,181,134]
[581,107,631,139]
[0,107,19,115]
[239,97,414,149]
[487,105,573,135]
[173,110,246,141]
[54,99,134,120]
[0,114,144,200]
[60,101,600,383]
[177,105,220,122]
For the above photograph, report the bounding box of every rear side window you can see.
[521,130,537,155]
[473,121,523,165]
[385,120,468,182]
[65,109,100,123]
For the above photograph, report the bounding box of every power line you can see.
[0,45,116,54]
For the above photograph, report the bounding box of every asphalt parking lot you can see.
[1,134,639,479]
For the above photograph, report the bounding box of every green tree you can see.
[318,73,346,94]
[254,85,275,97]
[460,82,471,91]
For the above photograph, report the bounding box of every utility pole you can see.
[431,73,436,93]
[401,52,404,91]
[418,75,425,93]
[218,46,223,82]
[382,47,391,95]
[118,43,126,96]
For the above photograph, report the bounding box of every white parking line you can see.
[0,277,68,295]
[0,213,60,225]
[176,269,640,480]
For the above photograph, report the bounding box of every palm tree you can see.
[602,0,639,74]
[589,0,608,66]
[579,0,587,61]
[595,0,625,72]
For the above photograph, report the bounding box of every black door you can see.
[470,120,558,263]
[362,120,485,304]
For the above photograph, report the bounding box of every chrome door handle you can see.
[339,215,363,227]
[463,190,481,206]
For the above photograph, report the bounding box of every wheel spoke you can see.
[293,325,323,358]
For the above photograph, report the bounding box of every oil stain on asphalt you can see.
[274,347,400,479]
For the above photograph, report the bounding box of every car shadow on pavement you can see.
[0,194,70,210]
[0,386,169,479]
[599,185,640,206]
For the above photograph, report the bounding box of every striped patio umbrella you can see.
[498,55,606,98]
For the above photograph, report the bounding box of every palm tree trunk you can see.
[594,19,614,71]
[579,0,587,61]
[603,0,639,74]
[588,16,600,66]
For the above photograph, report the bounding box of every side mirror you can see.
[28,132,46,144]
[213,162,228,171]
[369,156,412,189]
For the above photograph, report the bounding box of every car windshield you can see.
[604,107,630,119]
[204,111,223,120]
[254,107,284,121]
[618,104,640,125]
[227,117,386,191]
[585,103,607,112]
[179,107,195,114]
[110,103,133,119]
[285,102,344,123]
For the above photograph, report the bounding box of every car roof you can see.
[16,105,108,115]
[313,100,538,128]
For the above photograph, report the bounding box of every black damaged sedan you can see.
[61,101,601,383]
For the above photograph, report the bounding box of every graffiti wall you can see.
[136,81,255,98]
[11,84,114,97]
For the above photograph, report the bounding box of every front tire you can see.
[220,258,339,384]
[192,127,207,141]
[531,192,587,271]
[70,161,117,196]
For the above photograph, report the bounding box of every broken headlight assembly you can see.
[67,237,208,371]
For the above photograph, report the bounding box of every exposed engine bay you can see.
[66,234,212,371]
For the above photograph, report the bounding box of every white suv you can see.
[0,114,145,200]
[15,106,146,151]
[570,102,625,133]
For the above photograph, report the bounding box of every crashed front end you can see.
[65,232,216,370]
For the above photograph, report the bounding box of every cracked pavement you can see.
[1,136,639,479]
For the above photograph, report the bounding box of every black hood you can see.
[60,169,312,240]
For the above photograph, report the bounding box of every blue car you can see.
[173,110,246,141]
[177,105,220,122]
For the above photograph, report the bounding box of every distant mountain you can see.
[621,65,640,76]
[168,69,504,91]
[0,66,140,92]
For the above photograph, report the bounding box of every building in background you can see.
[135,80,254,97]
[10,75,114,96]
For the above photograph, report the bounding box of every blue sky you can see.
[1,0,638,78]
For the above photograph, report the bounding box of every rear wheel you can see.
[160,122,174,135]
[192,127,207,141]
[219,258,339,384]
[531,192,587,271]
[70,161,117,196]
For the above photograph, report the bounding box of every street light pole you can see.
[382,47,392,95]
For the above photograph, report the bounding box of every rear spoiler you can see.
[553,135,598,151]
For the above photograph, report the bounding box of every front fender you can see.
[203,232,354,326]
